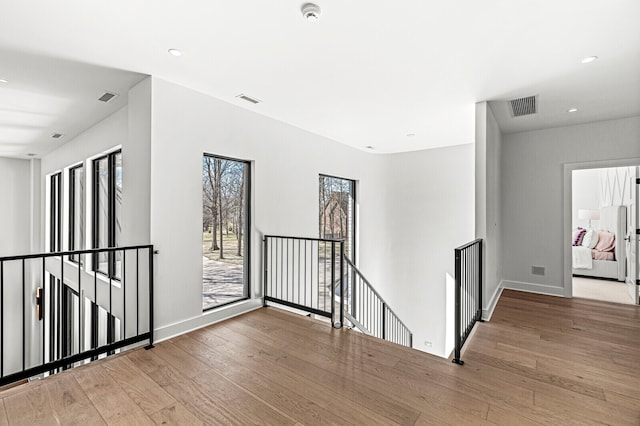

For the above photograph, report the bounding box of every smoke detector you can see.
[301,3,321,20]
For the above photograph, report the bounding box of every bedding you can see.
[571,228,616,268]
[571,205,626,281]
[572,246,593,269]
[581,228,599,249]
[592,250,614,261]
[594,231,615,252]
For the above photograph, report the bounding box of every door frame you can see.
[563,157,640,298]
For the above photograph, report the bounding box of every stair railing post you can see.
[330,242,336,327]
[339,240,344,328]
[351,260,356,320]
[478,241,483,322]
[382,302,386,340]
[263,237,268,308]
[453,248,463,365]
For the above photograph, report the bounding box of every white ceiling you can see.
[0,0,639,155]
[0,50,145,158]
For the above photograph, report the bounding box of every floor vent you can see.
[509,95,538,117]
[98,92,119,103]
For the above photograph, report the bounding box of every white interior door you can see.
[627,166,639,304]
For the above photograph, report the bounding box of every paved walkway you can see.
[203,256,244,310]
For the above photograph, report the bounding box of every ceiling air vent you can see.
[98,92,119,103]
[509,95,538,117]
[236,94,261,104]
[51,133,64,139]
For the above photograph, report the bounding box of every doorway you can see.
[568,164,639,305]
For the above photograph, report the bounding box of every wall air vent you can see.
[98,92,119,103]
[51,133,64,139]
[236,94,261,104]
[509,95,538,117]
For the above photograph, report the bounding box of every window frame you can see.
[202,153,252,311]
[49,172,62,252]
[319,173,357,261]
[92,150,121,278]
[68,163,84,264]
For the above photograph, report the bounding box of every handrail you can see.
[0,245,155,386]
[0,244,156,262]
[263,235,345,243]
[454,238,483,252]
[343,255,413,348]
[452,238,483,365]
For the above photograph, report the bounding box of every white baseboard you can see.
[482,284,503,321]
[154,298,263,343]
[500,280,565,297]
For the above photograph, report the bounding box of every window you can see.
[319,174,356,261]
[92,150,122,278]
[49,172,62,252]
[69,164,85,263]
[202,154,251,310]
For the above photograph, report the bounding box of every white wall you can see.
[149,77,390,340]
[0,158,31,257]
[383,144,475,357]
[476,102,503,317]
[572,168,601,229]
[500,116,640,296]
[4,75,477,360]
[0,157,31,374]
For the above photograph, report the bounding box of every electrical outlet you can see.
[424,341,432,348]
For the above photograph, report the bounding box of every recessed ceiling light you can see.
[301,3,321,20]
[406,133,416,137]
[365,145,375,150]
[0,78,8,84]
[568,108,578,113]
[51,133,64,139]
[581,56,598,64]
[168,48,182,57]
[27,153,37,157]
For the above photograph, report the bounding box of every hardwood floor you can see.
[1,289,639,425]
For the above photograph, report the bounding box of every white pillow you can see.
[581,229,599,249]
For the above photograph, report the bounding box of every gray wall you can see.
[500,116,640,296]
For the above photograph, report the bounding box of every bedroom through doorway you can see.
[570,165,639,305]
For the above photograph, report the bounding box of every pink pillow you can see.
[594,231,615,252]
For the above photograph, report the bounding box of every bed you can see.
[572,205,626,282]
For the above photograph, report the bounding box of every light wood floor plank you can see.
[0,288,638,424]
[73,363,154,425]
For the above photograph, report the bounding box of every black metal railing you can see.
[263,236,344,327]
[452,238,483,365]
[343,256,412,348]
[0,245,154,386]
